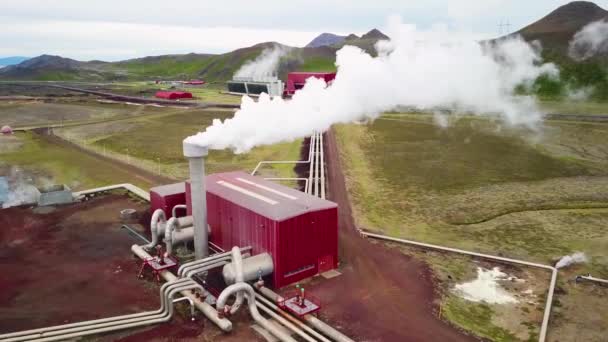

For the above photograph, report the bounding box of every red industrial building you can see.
[184,80,206,85]
[155,91,193,100]
[284,72,336,96]
[150,183,187,218]
[152,171,339,288]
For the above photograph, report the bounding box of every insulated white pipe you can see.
[131,245,232,331]
[255,286,354,342]
[177,247,252,277]
[222,253,274,284]
[183,142,209,259]
[216,283,297,342]
[576,274,608,285]
[27,283,200,342]
[73,183,150,201]
[0,279,192,340]
[144,209,166,250]
[230,246,245,315]
[172,204,188,218]
[361,232,557,342]
[2,279,202,342]
[255,298,318,342]
[320,132,325,200]
[255,293,331,342]
[314,132,320,197]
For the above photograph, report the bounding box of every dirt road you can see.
[305,128,476,341]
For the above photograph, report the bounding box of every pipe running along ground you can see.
[131,245,233,332]
[255,286,355,342]
[0,279,202,342]
[216,283,297,342]
[251,132,324,196]
[361,232,557,342]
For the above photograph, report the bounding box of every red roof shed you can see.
[155,91,193,100]
[186,171,338,288]
[285,72,336,96]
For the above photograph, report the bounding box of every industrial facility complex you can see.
[0,126,354,342]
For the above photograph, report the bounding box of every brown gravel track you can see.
[302,128,477,342]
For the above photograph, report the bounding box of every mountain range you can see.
[0,56,29,67]
[1,1,606,82]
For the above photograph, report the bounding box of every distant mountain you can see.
[0,28,390,82]
[332,29,390,55]
[0,56,29,66]
[513,1,608,56]
[361,28,389,40]
[306,33,346,48]
[0,43,338,82]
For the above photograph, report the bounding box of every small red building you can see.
[150,182,187,218]
[155,91,193,100]
[284,72,336,96]
[185,80,206,85]
[186,171,338,288]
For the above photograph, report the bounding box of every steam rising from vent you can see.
[186,17,557,153]
[234,44,290,79]
[555,252,588,269]
[569,20,608,61]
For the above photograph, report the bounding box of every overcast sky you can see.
[1,0,607,61]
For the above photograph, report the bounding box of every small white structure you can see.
[227,76,284,98]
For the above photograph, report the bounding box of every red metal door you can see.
[318,255,334,273]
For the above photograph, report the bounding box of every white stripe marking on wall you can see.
[217,180,278,205]
[236,177,298,200]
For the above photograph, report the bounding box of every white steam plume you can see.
[186,17,557,153]
[234,44,290,79]
[569,20,608,61]
[555,252,588,269]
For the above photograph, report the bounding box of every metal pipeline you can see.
[255,292,331,342]
[73,183,150,201]
[172,296,196,321]
[254,297,319,342]
[131,244,232,331]
[222,253,274,284]
[362,232,557,342]
[1,279,202,342]
[230,247,245,315]
[216,283,297,342]
[177,247,252,277]
[172,204,188,218]
[144,209,166,250]
[576,274,608,285]
[256,286,355,342]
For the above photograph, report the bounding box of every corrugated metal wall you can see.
[186,179,338,288]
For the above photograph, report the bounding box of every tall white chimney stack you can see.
[183,141,208,259]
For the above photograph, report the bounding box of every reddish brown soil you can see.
[292,129,476,341]
[0,195,159,333]
[0,194,264,341]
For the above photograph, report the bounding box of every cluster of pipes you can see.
[139,141,351,342]
[251,131,325,199]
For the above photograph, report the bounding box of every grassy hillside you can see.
[0,42,339,82]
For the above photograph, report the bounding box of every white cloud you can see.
[0,19,319,61]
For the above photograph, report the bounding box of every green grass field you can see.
[0,132,157,190]
[57,108,303,181]
[335,113,608,341]
[0,100,161,128]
